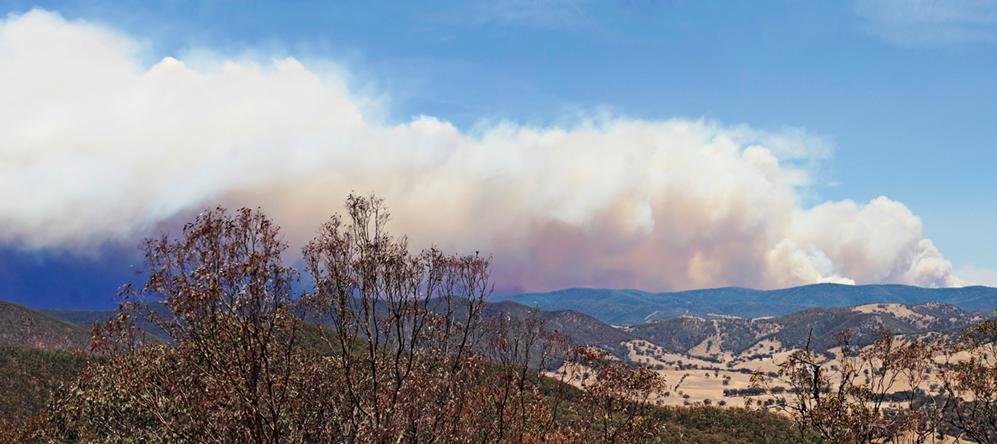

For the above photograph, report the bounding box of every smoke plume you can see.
[0,10,965,291]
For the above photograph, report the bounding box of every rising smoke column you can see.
[0,9,963,291]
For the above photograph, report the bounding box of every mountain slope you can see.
[478,301,634,364]
[492,284,997,324]
[0,346,89,423]
[0,301,91,351]
[766,302,983,352]
[44,303,171,343]
[631,316,772,356]
[629,302,985,358]
[43,299,634,362]
[19,293,992,363]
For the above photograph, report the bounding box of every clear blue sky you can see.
[2,0,995,307]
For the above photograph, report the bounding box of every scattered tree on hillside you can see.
[755,323,997,444]
[568,346,666,443]
[938,319,997,443]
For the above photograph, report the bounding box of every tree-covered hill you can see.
[0,301,90,351]
[492,283,997,324]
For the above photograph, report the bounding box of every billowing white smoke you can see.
[0,10,964,291]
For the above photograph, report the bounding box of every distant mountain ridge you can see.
[10,283,997,359]
[491,284,997,324]
[3,295,992,365]
[37,299,630,362]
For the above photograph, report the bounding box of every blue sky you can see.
[1,1,996,307]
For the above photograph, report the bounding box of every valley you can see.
[541,299,990,409]
[5,284,992,417]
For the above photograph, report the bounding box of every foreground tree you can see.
[7,195,807,443]
[566,346,667,443]
[765,329,942,443]
[45,207,316,442]
[22,195,664,443]
[938,319,997,443]
[300,194,564,441]
[761,322,997,444]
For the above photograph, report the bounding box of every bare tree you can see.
[479,310,570,442]
[937,319,997,443]
[45,207,316,442]
[567,346,667,443]
[31,195,719,443]
[761,328,948,444]
[302,194,495,442]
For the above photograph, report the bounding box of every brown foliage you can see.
[940,319,997,443]
[42,207,315,442]
[567,346,667,442]
[757,322,997,443]
[22,195,669,443]
[300,194,494,441]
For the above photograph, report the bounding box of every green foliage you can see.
[653,405,816,443]
[0,346,89,424]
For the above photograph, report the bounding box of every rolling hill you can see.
[0,301,91,351]
[1,295,991,422]
[43,303,171,343]
[20,284,997,360]
[42,299,630,362]
[629,302,986,358]
[491,283,997,324]
[0,346,90,424]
